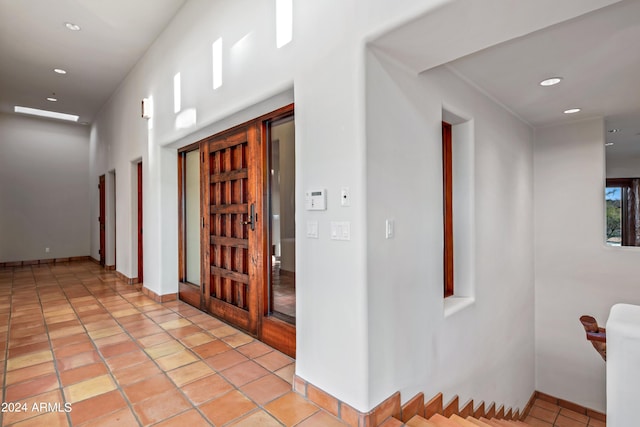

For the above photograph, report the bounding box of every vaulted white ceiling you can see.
[0,0,186,124]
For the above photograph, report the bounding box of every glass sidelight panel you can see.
[268,116,295,322]
[185,150,201,285]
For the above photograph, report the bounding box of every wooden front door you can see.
[201,123,261,334]
[99,174,106,266]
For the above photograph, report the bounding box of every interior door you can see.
[201,123,261,334]
[99,174,106,266]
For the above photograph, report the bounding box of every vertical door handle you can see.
[242,203,256,230]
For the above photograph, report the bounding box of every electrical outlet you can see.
[45,247,50,253]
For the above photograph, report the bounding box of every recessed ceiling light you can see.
[608,129,620,133]
[47,97,57,102]
[605,142,614,146]
[564,108,581,114]
[14,106,79,122]
[540,77,563,86]
[54,68,67,74]
[64,22,81,31]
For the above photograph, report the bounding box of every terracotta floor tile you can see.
[265,392,320,427]
[204,349,248,371]
[166,361,216,387]
[168,324,203,339]
[296,410,349,426]
[54,341,96,359]
[69,389,128,425]
[132,389,192,425]
[93,333,131,348]
[560,408,589,423]
[9,410,70,427]
[63,374,117,403]
[48,325,86,339]
[530,405,560,424]
[209,324,240,338]
[122,374,176,404]
[105,349,150,371]
[57,350,102,371]
[159,318,193,330]
[555,414,589,427]
[144,340,186,359]
[255,350,294,372]
[50,333,91,349]
[7,349,53,371]
[1,389,65,425]
[199,390,257,426]
[228,409,284,427]
[88,326,124,340]
[136,331,174,348]
[99,340,139,358]
[237,341,273,359]
[221,332,254,348]
[8,340,52,358]
[525,416,555,427]
[179,332,214,348]
[5,361,56,385]
[274,363,295,384]
[240,373,293,405]
[155,349,199,371]
[111,360,162,386]
[4,373,60,401]
[151,409,211,427]
[192,339,232,359]
[181,373,234,405]
[76,407,139,427]
[588,419,606,427]
[221,359,270,387]
[60,362,109,386]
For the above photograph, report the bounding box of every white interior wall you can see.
[0,113,90,262]
[366,52,535,410]
[534,119,640,412]
[86,0,629,414]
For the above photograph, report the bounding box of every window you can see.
[442,121,454,297]
[606,178,640,246]
[178,145,201,285]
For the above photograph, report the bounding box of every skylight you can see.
[14,106,79,122]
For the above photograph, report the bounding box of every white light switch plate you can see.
[330,221,350,240]
[306,220,319,238]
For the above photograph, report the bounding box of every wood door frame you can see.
[99,174,106,266]
[177,104,296,357]
[137,162,143,283]
[178,143,202,308]
[258,104,296,357]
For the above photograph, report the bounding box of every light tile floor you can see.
[0,262,347,427]
[525,398,606,427]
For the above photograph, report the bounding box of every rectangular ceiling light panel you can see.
[14,106,79,122]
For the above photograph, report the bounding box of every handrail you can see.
[580,315,606,360]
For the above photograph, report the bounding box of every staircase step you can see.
[406,415,437,427]
[429,413,462,426]
[464,417,493,426]
[449,414,482,426]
